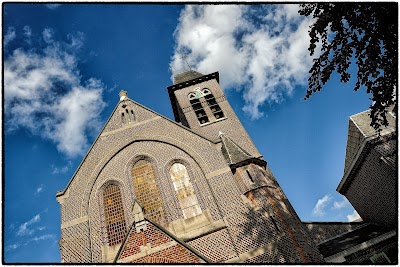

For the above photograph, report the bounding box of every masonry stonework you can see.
[56,70,337,263]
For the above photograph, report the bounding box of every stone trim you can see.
[324,230,397,263]
[61,216,89,229]
[100,116,161,137]
[205,167,231,179]
[56,189,69,204]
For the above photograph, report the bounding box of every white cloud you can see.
[4,28,106,157]
[347,210,362,222]
[29,234,55,243]
[23,25,32,38]
[52,161,72,175]
[4,26,16,47]
[42,28,54,43]
[171,5,317,119]
[17,214,41,236]
[332,197,350,210]
[45,4,61,10]
[34,184,45,195]
[312,194,332,217]
[5,243,21,251]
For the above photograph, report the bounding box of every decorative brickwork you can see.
[57,71,328,263]
[59,221,92,262]
[117,221,205,263]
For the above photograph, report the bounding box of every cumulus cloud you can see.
[347,210,362,222]
[17,214,41,236]
[312,194,332,217]
[4,27,106,157]
[171,5,317,119]
[4,26,16,47]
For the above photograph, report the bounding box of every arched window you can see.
[132,160,166,226]
[188,90,209,125]
[103,184,127,246]
[203,89,224,119]
[170,163,201,219]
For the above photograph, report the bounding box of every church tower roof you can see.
[219,132,253,165]
[173,70,204,85]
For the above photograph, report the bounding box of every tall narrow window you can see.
[103,184,126,246]
[125,109,131,122]
[203,89,224,119]
[132,160,166,226]
[121,113,126,125]
[130,110,135,121]
[170,163,202,219]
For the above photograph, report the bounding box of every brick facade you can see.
[56,71,325,263]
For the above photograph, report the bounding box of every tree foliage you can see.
[299,3,397,132]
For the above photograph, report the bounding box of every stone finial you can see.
[119,90,128,101]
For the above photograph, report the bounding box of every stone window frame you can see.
[164,158,206,220]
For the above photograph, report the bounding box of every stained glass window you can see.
[132,160,166,226]
[170,163,202,219]
[103,184,126,246]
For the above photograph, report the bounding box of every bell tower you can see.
[167,70,261,158]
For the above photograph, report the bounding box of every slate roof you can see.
[173,70,205,85]
[219,132,253,165]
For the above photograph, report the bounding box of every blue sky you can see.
[4,4,371,263]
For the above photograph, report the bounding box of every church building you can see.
[56,70,396,263]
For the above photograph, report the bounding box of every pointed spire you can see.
[119,90,128,101]
[220,133,253,165]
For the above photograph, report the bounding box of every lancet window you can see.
[131,159,166,226]
[170,163,202,219]
[103,184,127,246]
